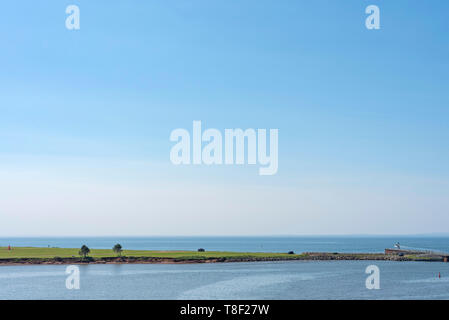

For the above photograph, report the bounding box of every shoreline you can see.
[0,252,447,266]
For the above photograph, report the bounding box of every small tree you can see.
[79,245,90,259]
[113,243,123,257]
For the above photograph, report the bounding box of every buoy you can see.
[439,272,441,278]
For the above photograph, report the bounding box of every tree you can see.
[79,245,90,259]
[113,243,123,257]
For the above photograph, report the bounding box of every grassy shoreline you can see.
[0,247,302,264]
[0,247,446,265]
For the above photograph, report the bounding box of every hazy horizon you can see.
[2,233,449,238]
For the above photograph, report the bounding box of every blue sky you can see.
[0,1,448,236]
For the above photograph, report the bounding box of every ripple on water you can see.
[178,273,320,299]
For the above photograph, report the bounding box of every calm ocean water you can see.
[0,236,448,253]
[0,261,449,299]
[0,237,448,299]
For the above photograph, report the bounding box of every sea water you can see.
[0,236,448,253]
[0,236,448,299]
[0,260,449,299]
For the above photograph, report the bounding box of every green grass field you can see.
[0,247,300,260]
[0,247,442,263]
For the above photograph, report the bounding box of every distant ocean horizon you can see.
[2,236,449,299]
[1,236,448,254]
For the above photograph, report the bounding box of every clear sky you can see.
[0,0,448,236]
